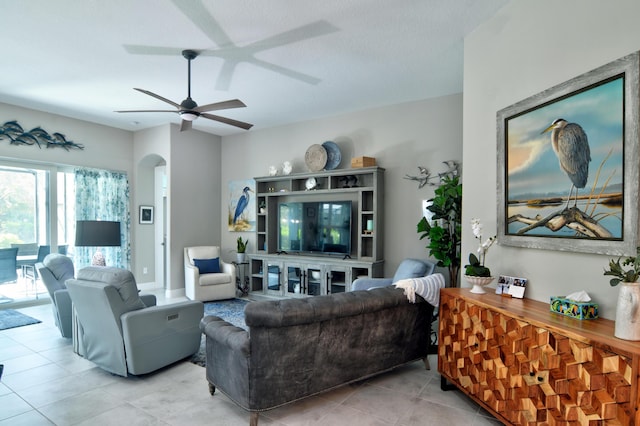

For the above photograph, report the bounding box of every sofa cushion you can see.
[194,257,221,274]
[77,266,146,311]
[199,273,232,286]
[392,259,429,283]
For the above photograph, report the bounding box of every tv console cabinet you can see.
[439,288,640,425]
[250,167,384,298]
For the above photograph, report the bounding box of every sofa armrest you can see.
[120,300,204,375]
[200,315,249,356]
[140,294,157,307]
[351,277,393,291]
[53,288,72,314]
[53,289,73,338]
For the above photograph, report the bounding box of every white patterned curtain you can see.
[74,168,130,269]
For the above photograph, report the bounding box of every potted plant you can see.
[417,175,462,287]
[463,218,496,294]
[236,237,248,263]
[258,200,266,214]
[604,247,640,340]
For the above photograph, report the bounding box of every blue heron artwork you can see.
[504,76,623,240]
[228,179,256,231]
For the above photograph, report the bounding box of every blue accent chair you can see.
[351,258,436,291]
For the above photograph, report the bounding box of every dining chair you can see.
[0,248,19,284]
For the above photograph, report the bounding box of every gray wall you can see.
[462,0,640,319]
[220,95,463,278]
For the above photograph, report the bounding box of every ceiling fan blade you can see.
[194,99,246,113]
[201,113,253,130]
[133,88,181,109]
[180,119,193,132]
[115,109,178,113]
[123,45,184,56]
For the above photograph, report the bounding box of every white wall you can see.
[0,103,133,172]
[463,0,640,319]
[168,124,223,295]
[220,95,463,277]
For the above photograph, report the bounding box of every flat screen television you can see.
[278,201,352,256]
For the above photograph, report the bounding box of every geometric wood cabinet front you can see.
[438,288,640,425]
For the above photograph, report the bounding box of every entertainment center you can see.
[249,166,384,298]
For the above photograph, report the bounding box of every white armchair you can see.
[184,246,236,301]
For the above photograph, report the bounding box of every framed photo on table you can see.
[139,205,154,224]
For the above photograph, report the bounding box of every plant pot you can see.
[465,275,495,294]
[615,282,640,340]
[236,253,247,263]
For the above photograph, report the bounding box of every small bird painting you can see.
[233,186,253,225]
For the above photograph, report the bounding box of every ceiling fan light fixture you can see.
[180,111,198,121]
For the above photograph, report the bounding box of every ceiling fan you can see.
[116,50,253,131]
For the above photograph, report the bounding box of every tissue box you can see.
[550,296,599,320]
[351,156,376,168]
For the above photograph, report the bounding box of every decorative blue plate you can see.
[322,141,341,170]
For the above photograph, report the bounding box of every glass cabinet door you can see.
[305,267,322,296]
[286,265,303,296]
[266,262,283,296]
[326,267,350,294]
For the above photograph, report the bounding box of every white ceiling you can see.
[0,0,509,136]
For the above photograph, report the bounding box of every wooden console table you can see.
[438,288,640,425]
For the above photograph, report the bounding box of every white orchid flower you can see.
[471,218,482,239]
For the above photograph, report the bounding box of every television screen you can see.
[278,201,352,256]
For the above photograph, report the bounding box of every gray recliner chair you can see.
[36,254,75,338]
[351,258,437,291]
[66,266,204,377]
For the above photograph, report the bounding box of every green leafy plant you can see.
[604,247,640,286]
[236,237,248,254]
[417,176,462,287]
[465,253,491,277]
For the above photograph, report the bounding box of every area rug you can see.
[0,309,41,330]
[190,298,249,367]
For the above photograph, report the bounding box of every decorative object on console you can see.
[604,247,640,340]
[75,220,121,266]
[351,156,376,168]
[464,218,496,294]
[228,179,256,232]
[304,143,327,172]
[304,177,317,190]
[322,141,341,170]
[139,205,153,224]
[282,161,292,175]
[0,120,84,150]
[417,176,462,287]
[403,160,460,189]
[338,175,358,188]
[550,294,598,320]
[268,165,278,176]
[497,51,639,256]
[495,274,527,298]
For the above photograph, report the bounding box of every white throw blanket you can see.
[394,273,445,307]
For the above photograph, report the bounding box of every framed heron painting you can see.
[497,51,640,256]
[228,179,256,232]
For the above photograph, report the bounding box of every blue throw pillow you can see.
[193,258,221,274]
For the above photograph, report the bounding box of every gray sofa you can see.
[200,286,434,425]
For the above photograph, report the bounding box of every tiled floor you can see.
[0,291,501,426]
